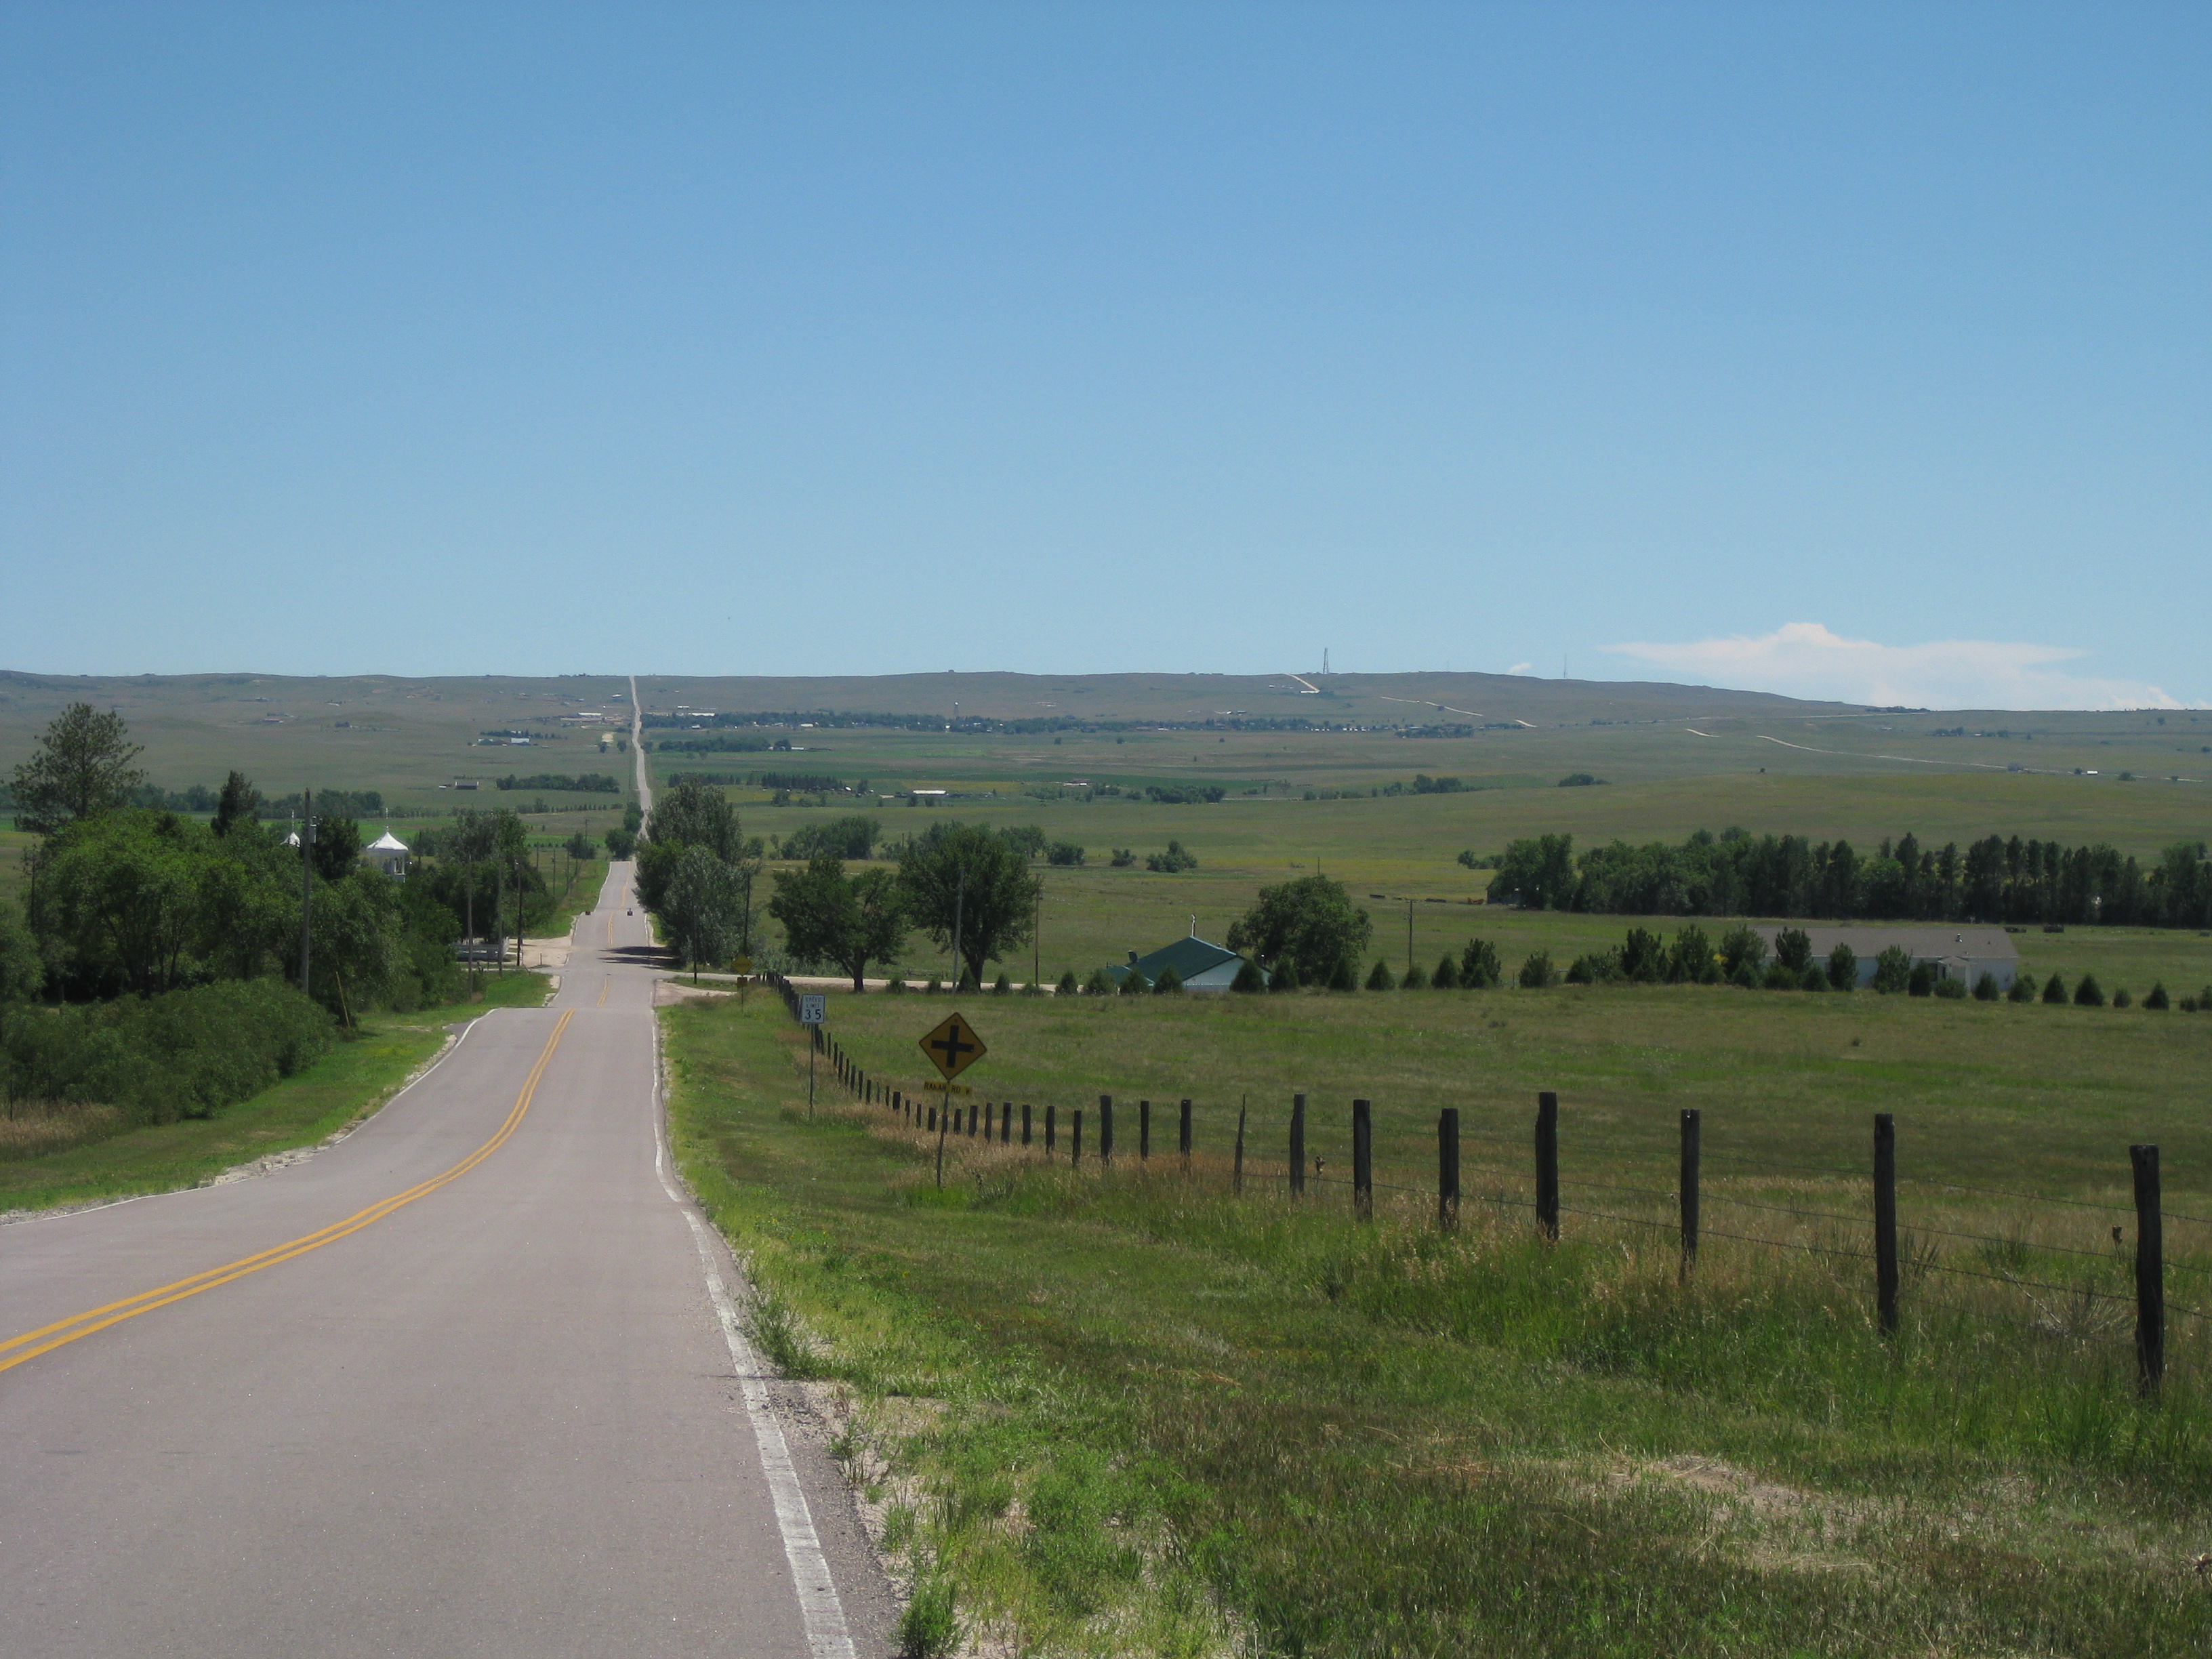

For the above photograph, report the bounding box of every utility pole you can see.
[298,790,314,1000]
[950,868,966,992]
[1406,897,1414,978]
[1033,880,1041,987]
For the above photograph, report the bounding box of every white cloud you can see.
[1507,661,1534,676]
[1603,622,2187,711]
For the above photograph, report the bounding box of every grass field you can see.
[667,991,2212,1657]
[0,970,551,1214]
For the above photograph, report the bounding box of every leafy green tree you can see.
[1046,841,1086,867]
[1231,959,1266,993]
[1120,968,1151,995]
[999,824,1046,862]
[897,821,1044,989]
[1326,957,1357,991]
[1973,972,2001,1002]
[1826,942,1858,991]
[769,857,908,992]
[1870,946,1914,994]
[8,703,146,835]
[661,845,745,982]
[605,826,637,860]
[2008,972,2037,1003]
[1365,959,1395,990]
[1492,834,1576,909]
[1772,928,1813,973]
[1083,967,1115,995]
[781,815,882,861]
[1666,926,1717,985]
[1145,840,1198,873]
[1226,875,1372,987]
[1619,927,1664,983]
[1057,969,1079,995]
[1906,961,1936,997]
[28,811,211,996]
[310,815,363,883]
[0,901,44,1031]
[211,771,262,838]
[1718,925,1767,981]
[1517,950,1556,989]
[1152,965,1184,994]
[308,869,405,1025]
[1459,938,1502,989]
[565,832,599,861]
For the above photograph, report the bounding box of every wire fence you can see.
[764,974,2196,1397]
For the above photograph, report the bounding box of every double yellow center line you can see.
[0,1009,574,1377]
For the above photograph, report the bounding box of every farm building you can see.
[1749,924,2019,991]
[1105,931,1263,992]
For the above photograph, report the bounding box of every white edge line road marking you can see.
[651,1012,856,1659]
[1,1012,493,1232]
[1684,729,1711,737]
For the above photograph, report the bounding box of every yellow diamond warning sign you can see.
[918,1011,987,1082]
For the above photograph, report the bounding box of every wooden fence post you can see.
[1234,1099,1247,1194]
[1100,1095,1114,1165]
[1140,1100,1151,1162]
[1353,1100,1373,1220]
[1022,1103,1032,1145]
[1179,1099,1193,1166]
[1290,1093,1307,1195]
[935,1098,949,1189]
[1874,1112,1899,1336]
[1679,1108,1700,1281]
[2133,1143,2165,1397]
[1535,1091,1559,1242]
[1001,1101,1011,1144]
[1437,1108,1459,1231]
[1073,1109,1084,1168]
[1046,1103,1057,1152]
[926,1104,936,1132]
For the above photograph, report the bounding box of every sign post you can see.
[799,994,825,1116]
[918,1012,987,1187]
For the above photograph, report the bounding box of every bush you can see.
[1906,961,1936,998]
[1871,946,1914,995]
[1144,840,1197,874]
[1666,925,1718,985]
[1120,969,1150,996]
[1933,975,1967,999]
[1365,960,1395,991]
[2043,972,2068,1004]
[1460,938,1502,989]
[2111,986,2132,1008]
[1083,968,1115,996]
[1268,958,1301,992]
[1800,962,1827,992]
[1230,959,1266,993]
[1399,960,1427,989]
[564,832,599,860]
[1772,928,1813,973]
[885,974,906,994]
[1108,848,1136,867]
[1718,925,1767,981]
[2006,972,2034,1002]
[1763,959,1801,990]
[1326,958,1357,992]
[1620,927,1665,983]
[896,1578,959,1658]
[1057,970,1079,995]
[3,979,334,1124]
[1826,942,1858,991]
[1045,841,1086,867]
[2074,974,2105,1006]
[1557,773,1603,787]
[1430,953,1459,989]
[1517,949,1556,989]
[1971,972,1999,1001]
[991,972,1012,996]
[1152,965,1184,994]
[2146,981,2170,1010]
[604,826,636,860]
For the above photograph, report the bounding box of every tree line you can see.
[1489,827,2212,929]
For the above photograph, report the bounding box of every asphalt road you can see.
[0,864,890,1658]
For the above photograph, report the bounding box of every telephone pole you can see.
[298,789,314,1000]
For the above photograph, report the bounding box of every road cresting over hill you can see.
[0,1008,575,1376]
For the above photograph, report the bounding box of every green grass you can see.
[0,971,552,1214]
[665,990,2212,1657]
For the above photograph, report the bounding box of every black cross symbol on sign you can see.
[920,1013,987,1081]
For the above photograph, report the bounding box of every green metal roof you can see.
[1107,935,1247,984]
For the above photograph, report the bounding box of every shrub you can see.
[1772,928,1813,973]
[1556,773,1603,787]
[2,979,334,1124]
[2146,981,2170,1010]
[1326,958,1358,992]
[1108,848,1136,867]
[2008,972,2036,1002]
[991,972,1012,996]
[1144,840,1197,874]
[1620,927,1665,983]
[1933,975,1967,999]
[1800,962,1828,991]
[896,1578,959,1658]
[1763,959,1802,990]
[1718,925,1767,981]
[1230,959,1266,993]
[1083,968,1115,996]
[1365,959,1395,991]
[1906,961,1936,998]
[1268,958,1301,992]
[2111,985,2132,1008]
[1826,942,1858,991]
[924,978,943,994]
[1120,969,1151,996]
[2042,972,2068,1004]
[1870,946,1914,995]
[884,974,907,994]
[1020,978,1045,996]
[1045,840,1086,866]
[1152,965,1184,994]
[1056,970,1078,995]
[1460,938,1502,989]
[1399,960,1427,989]
[604,826,637,860]
[1430,952,1459,989]
[1973,972,2001,1001]
[1666,925,1718,985]
[1517,949,1556,989]
[564,831,599,860]
[2074,974,2105,1007]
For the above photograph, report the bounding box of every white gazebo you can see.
[364,828,411,879]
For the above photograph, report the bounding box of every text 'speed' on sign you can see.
[918,1011,987,1082]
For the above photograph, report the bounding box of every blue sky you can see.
[4,3,2206,708]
